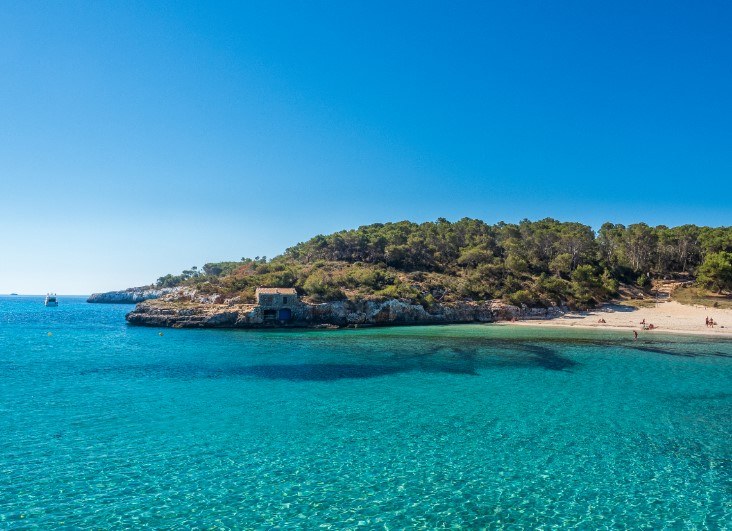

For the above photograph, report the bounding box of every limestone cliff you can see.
[87,287,178,304]
[125,296,566,328]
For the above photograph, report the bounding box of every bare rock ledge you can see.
[125,298,567,329]
[87,287,178,304]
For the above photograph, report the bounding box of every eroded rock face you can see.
[307,299,497,326]
[124,297,568,329]
[488,301,567,321]
[87,287,178,304]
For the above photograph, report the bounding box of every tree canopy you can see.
[154,218,732,308]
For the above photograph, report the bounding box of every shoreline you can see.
[500,300,732,338]
[123,295,732,338]
[501,321,732,338]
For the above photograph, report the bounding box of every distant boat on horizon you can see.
[9,293,18,296]
[45,294,58,307]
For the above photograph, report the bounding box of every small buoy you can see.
[47,332,52,337]
[159,332,163,336]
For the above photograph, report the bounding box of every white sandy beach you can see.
[508,300,732,337]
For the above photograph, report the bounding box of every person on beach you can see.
[633,330,638,340]
[706,317,709,327]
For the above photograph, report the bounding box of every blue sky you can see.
[1,1,730,294]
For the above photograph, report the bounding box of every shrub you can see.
[344,267,394,290]
[549,253,573,277]
[376,282,420,302]
[571,265,604,303]
[506,290,537,307]
[697,252,732,292]
[420,293,437,309]
[505,254,529,274]
[302,272,346,302]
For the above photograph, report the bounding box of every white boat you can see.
[45,294,58,307]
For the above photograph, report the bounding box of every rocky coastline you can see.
[125,296,567,329]
[87,287,178,304]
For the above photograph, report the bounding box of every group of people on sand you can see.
[631,319,656,340]
[706,316,717,328]
[639,318,655,331]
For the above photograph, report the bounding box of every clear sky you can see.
[1,1,730,294]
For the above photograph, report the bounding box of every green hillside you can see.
[154,218,732,309]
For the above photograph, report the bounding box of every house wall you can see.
[256,293,298,308]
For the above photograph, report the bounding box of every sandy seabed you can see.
[507,301,732,338]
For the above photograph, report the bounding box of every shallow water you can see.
[1,296,730,528]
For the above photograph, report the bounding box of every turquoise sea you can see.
[1,296,730,528]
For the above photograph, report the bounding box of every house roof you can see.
[255,287,297,295]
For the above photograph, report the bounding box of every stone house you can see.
[255,287,299,321]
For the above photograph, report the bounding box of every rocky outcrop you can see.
[125,297,568,328]
[87,287,178,304]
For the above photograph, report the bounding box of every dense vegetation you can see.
[155,218,732,309]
